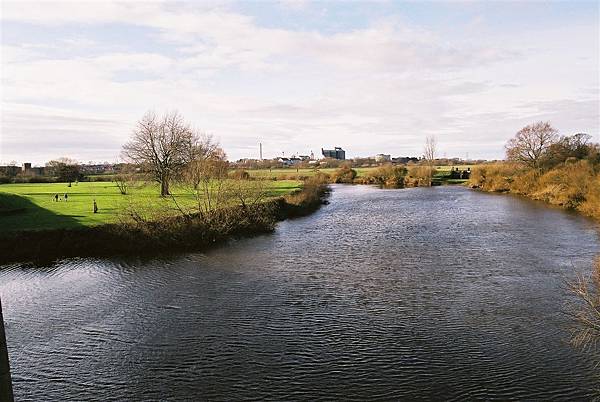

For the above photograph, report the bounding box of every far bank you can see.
[0,178,329,265]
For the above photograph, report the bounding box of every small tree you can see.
[181,147,230,216]
[540,133,593,169]
[46,157,81,185]
[424,135,437,186]
[505,121,558,169]
[122,111,208,197]
[231,177,268,210]
[113,164,137,195]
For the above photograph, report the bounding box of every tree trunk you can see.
[161,178,170,196]
[0,298,14,402]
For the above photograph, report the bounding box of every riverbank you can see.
[468,161,600,222]
[248,165,470,186]
[0,180,302,231]
[3,185,598,400]
[0,180,329,264]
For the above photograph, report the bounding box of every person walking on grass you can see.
[54,194,58,202]
[93,199,98,214]
[64,194,68,202]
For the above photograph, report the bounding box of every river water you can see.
[1,185,599,400]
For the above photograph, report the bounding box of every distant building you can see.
[278,157,292,166]
[0,165,20,177]
[322,147,346,160]
[375,154,391,163]
[22,162,45,176]
[392,156,420,164]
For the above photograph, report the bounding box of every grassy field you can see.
[0,180,301,231]
[0,165,473,232]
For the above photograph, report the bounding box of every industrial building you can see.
[321,147,346,160]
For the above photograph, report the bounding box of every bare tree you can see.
[122,111,205,196]
[505,121,558,169]
[231,177,268,210]
[113,164,137,195]
[181,147,231,216]
[424,135,437,186]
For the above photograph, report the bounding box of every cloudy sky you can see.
[1,0,598,164]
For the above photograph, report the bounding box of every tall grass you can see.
[470,161,600,221]
[360,164,407,187]
[406,165,437,187]
[569,257,600,351]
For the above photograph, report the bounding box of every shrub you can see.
[470,160,600,220]
[87,175,114,182]
[407,165,437,187]
[331,166,357,183]
[312,172,331,184]
[366,164,407,187]
[11,176,56,183]
[284,175,329,211]
[569,256,600,350]
[468,163,516,192]
[577,173,600,220]
[532,160,594,209]
[230,169,250,180]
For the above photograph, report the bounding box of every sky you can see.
[1,0,599,165]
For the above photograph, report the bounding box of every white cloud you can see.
[1,1,598,163]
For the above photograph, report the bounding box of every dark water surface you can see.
[1,185,599,401]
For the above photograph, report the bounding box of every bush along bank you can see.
[469,126,600,222]
[328,164,446,188]
[0,178,330,264]
[469,160,600,221]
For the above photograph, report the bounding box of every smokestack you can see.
[259,143,263,160]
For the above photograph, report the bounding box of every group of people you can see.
[53,193,68,202]
[52,193,99,213]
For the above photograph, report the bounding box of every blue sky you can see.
[1,0,598,164]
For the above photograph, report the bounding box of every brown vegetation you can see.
[406,165,438,187]
[331,165,357,183]
[569,257,600,350]
[470,161,600,221]
[357,164,407,187]
[470,124,600,221]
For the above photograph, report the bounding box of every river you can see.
[1,185,599,400]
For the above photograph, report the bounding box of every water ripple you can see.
[1,185,599,400]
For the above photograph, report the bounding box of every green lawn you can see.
[0,180,301,232]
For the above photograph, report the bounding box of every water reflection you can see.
[1,185,599,400]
